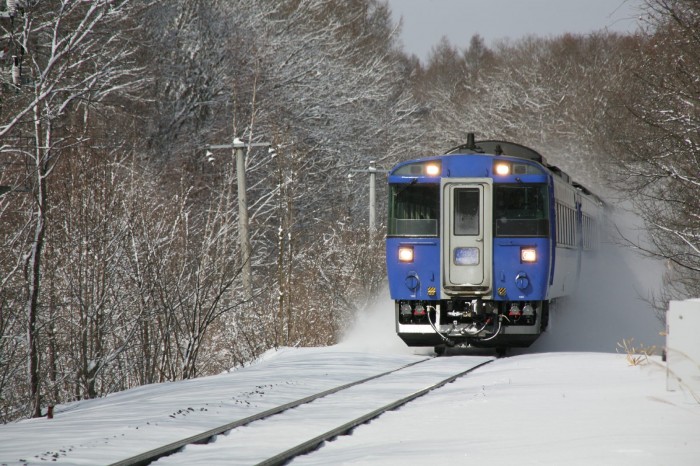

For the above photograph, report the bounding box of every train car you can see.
[386,135,604,354]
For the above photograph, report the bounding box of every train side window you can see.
[555,202,578,247]
[454,188,480,236]
[582,214,598,250]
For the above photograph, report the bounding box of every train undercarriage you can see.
[395,298,550,355]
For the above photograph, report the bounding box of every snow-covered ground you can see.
[0,347,697,465]
[294,351,700,466]
[1,232,697,465]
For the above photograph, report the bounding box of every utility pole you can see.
[351,161,388,232]
[206,138,269,300]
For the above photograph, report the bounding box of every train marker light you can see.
[494,162,511,176]
[425,163,441,176]
[398,246,414,263]
[521,247,537,263]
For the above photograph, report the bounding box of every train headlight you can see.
[425,163,441,176]
[398,246,414,263]
[494,161,511,176]
[521,247,537,263]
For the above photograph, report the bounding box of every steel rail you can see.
[108,358,431,466]
[255,358,494,466]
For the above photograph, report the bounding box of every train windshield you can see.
[493,184,549,237]
[388,183,439,236]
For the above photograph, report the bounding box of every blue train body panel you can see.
[386,237,441,301]
[492,237,551,301]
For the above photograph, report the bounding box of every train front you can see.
[386,151,552,352]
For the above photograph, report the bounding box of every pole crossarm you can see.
[206,142,270,150]
[350,168,389,174]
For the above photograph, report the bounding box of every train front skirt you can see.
[394,299,549,348]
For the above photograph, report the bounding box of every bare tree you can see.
[160,0,421,351]
[0,0,423,419]
[603,0,700,306]
[0,0,144,418]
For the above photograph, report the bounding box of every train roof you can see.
[445,138,546,164]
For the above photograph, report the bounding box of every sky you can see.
[386,0,646,62]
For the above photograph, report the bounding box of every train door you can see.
[442,179,493,290]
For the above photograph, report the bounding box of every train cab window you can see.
[388,184,439,236]
[494,184,549,237]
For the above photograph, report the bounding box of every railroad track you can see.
[109,356,493,466]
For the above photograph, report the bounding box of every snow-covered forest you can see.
[0,0,697,423]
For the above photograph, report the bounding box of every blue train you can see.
[386,135,604,354]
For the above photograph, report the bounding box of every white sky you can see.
[386,0,646,61]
